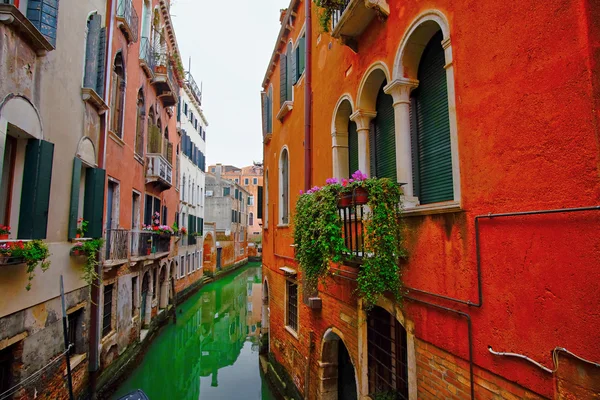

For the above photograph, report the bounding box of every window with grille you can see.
[286,279,298,332]
[367,307,409,399]
[102,284,114,337]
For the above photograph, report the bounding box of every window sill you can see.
[276,101,293,121]
[63,353,86,376]
[403,201,462,217]
[69,237,95,243]
[0,4,54,55]
[134,153,145,166]
[81,88,108,114]
[101,330,116,345]
[277,224,290,229]
[263,133,273,144]
[108,131,126,147]
[285,325,299,340]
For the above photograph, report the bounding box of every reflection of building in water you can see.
[247,282,263,339]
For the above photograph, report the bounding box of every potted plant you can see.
[313,0,348,32]
[0,225,10,240]
[179,227,188,236]
[76,218,88,238]
[71,239,104,285]
[350,170,369,205]
[0,240,51,290]
[70,242,86,256]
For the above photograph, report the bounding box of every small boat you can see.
[116,389,150,400]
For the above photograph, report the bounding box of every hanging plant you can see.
[0,240,51,290]
[293,171,406,310]
[313,0,347,32]
[71,239,104,285]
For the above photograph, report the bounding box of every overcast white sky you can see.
[171,0,289,168]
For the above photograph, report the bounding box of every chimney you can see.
[215,163,222,178]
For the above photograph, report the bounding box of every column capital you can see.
[384,78,419,105]
[350,109,377,130]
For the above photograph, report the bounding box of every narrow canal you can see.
[111,262,276,400]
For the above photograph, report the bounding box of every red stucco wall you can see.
[262,0,600,398]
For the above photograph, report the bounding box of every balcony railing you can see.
[130,231,171,258]
[152,52,178,107]
[139,37,156,77]
[146,154,173,188]
[331,0,351,31]
[185,71,202,105]
[330,0,389,49]
[339,203,365,265]
[105,229,129,263]
[116,0,139,43]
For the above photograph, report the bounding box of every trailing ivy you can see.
[313,0,347,32]
[72,239,104,285]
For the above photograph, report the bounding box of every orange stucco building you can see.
[261,1,600,399]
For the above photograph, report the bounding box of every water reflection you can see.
[111,263,273,400]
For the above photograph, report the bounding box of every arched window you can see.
[367,307,409,398]
[370,82,396,180]
[249,212,254,226]
[111,52,126,138]
[135,89,145,156]
[279,149,289,224]
[410,30,452,204]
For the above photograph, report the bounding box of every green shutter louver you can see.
[257,186,263,219]
[292,44,298,85]
[373,82,396,181]
[413,31,453,205]
[27,0,60,47]
[83,14,101,91]
[267,87,273,133]
[298,36,306,78]
[261,92,268,136]
[286,43,293,101]
[96,27,106,97]
[280,53,287,107]
[348,120,359,178]
[197,216,202,236]
[18,139,54,239]
[83,168,106,238]
[68,158,82,239]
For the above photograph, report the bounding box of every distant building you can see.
[204,164,250,274]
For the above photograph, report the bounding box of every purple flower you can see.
[352,170,367,181]
[325,178,339,185]
[299,190,304,195]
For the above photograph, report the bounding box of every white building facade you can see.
[176,71,207,285]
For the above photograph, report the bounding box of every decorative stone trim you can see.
[276,101,293,121]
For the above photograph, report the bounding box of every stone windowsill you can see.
[276,101,293,121]
[0,4,54,55]
[285,325,299,340]
[403,201,462,217]
[64,354,86,376]
[109,131,126,147]
[81,88,108,114]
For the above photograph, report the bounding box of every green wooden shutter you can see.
[96,27,106,97]
[197,216,202,236]
[414,31,453,204]
[374,83,396,181]
[348,120,359,178]
[83,168,106,238]
[27,0,60,47]
[200,218,204,236]
[68,158,82,239]
[369,120,376,177]
[257,186,263,219]
[298,36,306,77]
[267,87,273,133]
[177,98,181,122]
[409,96,421,197]
[18,139,54,239]
[280,53,287,107]
[286,44,293,101]
[261,92,268,136]
[292,45,298,85]
[83,14,101,91]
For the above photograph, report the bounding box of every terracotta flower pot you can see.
[353,187,368,205]
[0,234,8,240]
[71,249,85,257]
[337,191,353,208]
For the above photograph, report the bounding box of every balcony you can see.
[104,229,129,267]
[146,154,172,190]
[139,37,156,78]
[338,203,366,266]
[116,0,138,43]
[130,231,171,260]
[331,0,389,51]
[185,71,202,106]
[151,55,178,107]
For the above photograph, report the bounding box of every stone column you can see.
[331,130,349,180]
[349,110,377,177]
[384,78,419,206]
[159,280,169,309]
[144,291,152,326]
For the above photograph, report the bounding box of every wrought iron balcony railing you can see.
[116,0,139,43]
[152,53,178,107]
[330,0,389,49]
[139,37,156,77]
[185,71,202,105]
[130,231,171,258]
[339,203,365,265]
[105,229,129,263]
[331,0,351,31]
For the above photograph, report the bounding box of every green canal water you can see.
[111,263,276,400]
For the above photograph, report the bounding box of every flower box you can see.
[0,256,25,266]
[337,191,353,208]
[353,187,368,205]
[70,249,86,257]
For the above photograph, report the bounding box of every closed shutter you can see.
[286,44,293,101]
[83,168,106,239]
[280,53,287,107]
[292,44,298,85]
[144,195,152,226]
[298,36,306,77]
[199,218,203,236]
[175,212,179,228]
[83,14,101,91]
[96,27,107,97]
[257,186,263,219]
[348,120,359,177]
[374,83,396,181]
[68,158,82,239]
[267,87,273,133]
[177,98,181,122]
[414,31,453,204]
[197,217,202,236]
[188,214,194,234]
[18,139,54,239]
[261,92,267,136]
[167,142,173,165]
[27,0,60,47]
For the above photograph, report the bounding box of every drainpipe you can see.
[89,0,116,397]
[304,0,312,191]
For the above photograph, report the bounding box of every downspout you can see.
[89,0,116,397]
[304,0,312,191]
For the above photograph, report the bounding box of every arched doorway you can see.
[319,329,358,400]
[367,306,409,399]
[141,271,151,327]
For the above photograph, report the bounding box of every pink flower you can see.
[299,190,304,195]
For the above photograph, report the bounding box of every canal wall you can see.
[261,352,304,400]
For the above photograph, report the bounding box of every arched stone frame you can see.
[331,94,355,180]
[357,297,417,400]
[76,136,97,167]
[111,51,126,137]
[389,10,461,209]
[278,146,290,226]
[351,62,392,177]
[0,94,44,229]
[318,327,360,400]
